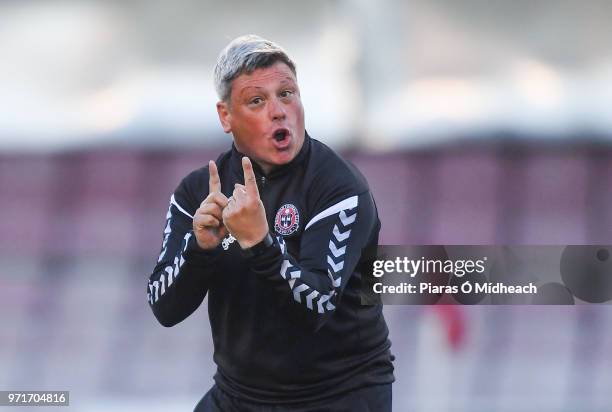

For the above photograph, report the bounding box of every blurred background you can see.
[1,0,612,410]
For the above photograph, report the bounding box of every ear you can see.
[216,101,232,133]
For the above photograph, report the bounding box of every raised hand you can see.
[222,157,269,249]
[193,160,229,249]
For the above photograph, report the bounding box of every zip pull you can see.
[258,176,266,192]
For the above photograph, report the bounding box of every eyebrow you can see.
[279,77,297,86]
[238,79,297,97]
[238,86,265,98]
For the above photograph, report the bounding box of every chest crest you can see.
[274,203,300,236]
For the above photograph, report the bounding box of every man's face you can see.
[216,61,305,174]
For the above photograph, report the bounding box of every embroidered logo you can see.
[221,234,236,250]
[274,204,300,236]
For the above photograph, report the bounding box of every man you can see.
[147,34,394,411]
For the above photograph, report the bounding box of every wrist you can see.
[237,229,269,249]
[240,232,274,258]
[184,234,221,264]
[196,238,221,251]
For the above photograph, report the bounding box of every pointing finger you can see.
[209,160,221,194]
[242,157,259,199]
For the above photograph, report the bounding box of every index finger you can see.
[209,160,221,194]
[242,157,259,199]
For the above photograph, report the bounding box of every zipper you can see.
[258,175,272,226]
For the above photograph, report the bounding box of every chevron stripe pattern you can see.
[277,203,358,314]
[148,231,191,305]
[325,206,357,298]
[157,198,174,262]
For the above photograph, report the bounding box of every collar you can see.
[230,131,311,183]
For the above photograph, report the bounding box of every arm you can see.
[222,157,378,332]
[248,191,378,332]
[148,162,228,327]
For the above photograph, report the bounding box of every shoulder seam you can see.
[171,194,193,219]
[304,194,362,231]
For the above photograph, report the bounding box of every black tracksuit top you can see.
[147,134,394,404]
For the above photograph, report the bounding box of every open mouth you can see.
[273,128,289,142]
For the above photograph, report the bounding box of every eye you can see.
[249,97,263,105]
[280,90,294,98]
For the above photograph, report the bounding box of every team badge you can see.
[274,204,300,236]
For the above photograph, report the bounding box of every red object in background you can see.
[434,306,466,350]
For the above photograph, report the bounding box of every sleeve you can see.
[147,176,219,327]
[247,190,379,332]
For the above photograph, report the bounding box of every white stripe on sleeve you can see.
[171,194,193,219]
[304,195,358,230]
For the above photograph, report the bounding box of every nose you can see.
[268,97,286,121]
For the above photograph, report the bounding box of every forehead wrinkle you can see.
[241,63,295,82]
[232,64,298,100]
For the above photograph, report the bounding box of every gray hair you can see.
[214,34,296,102]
